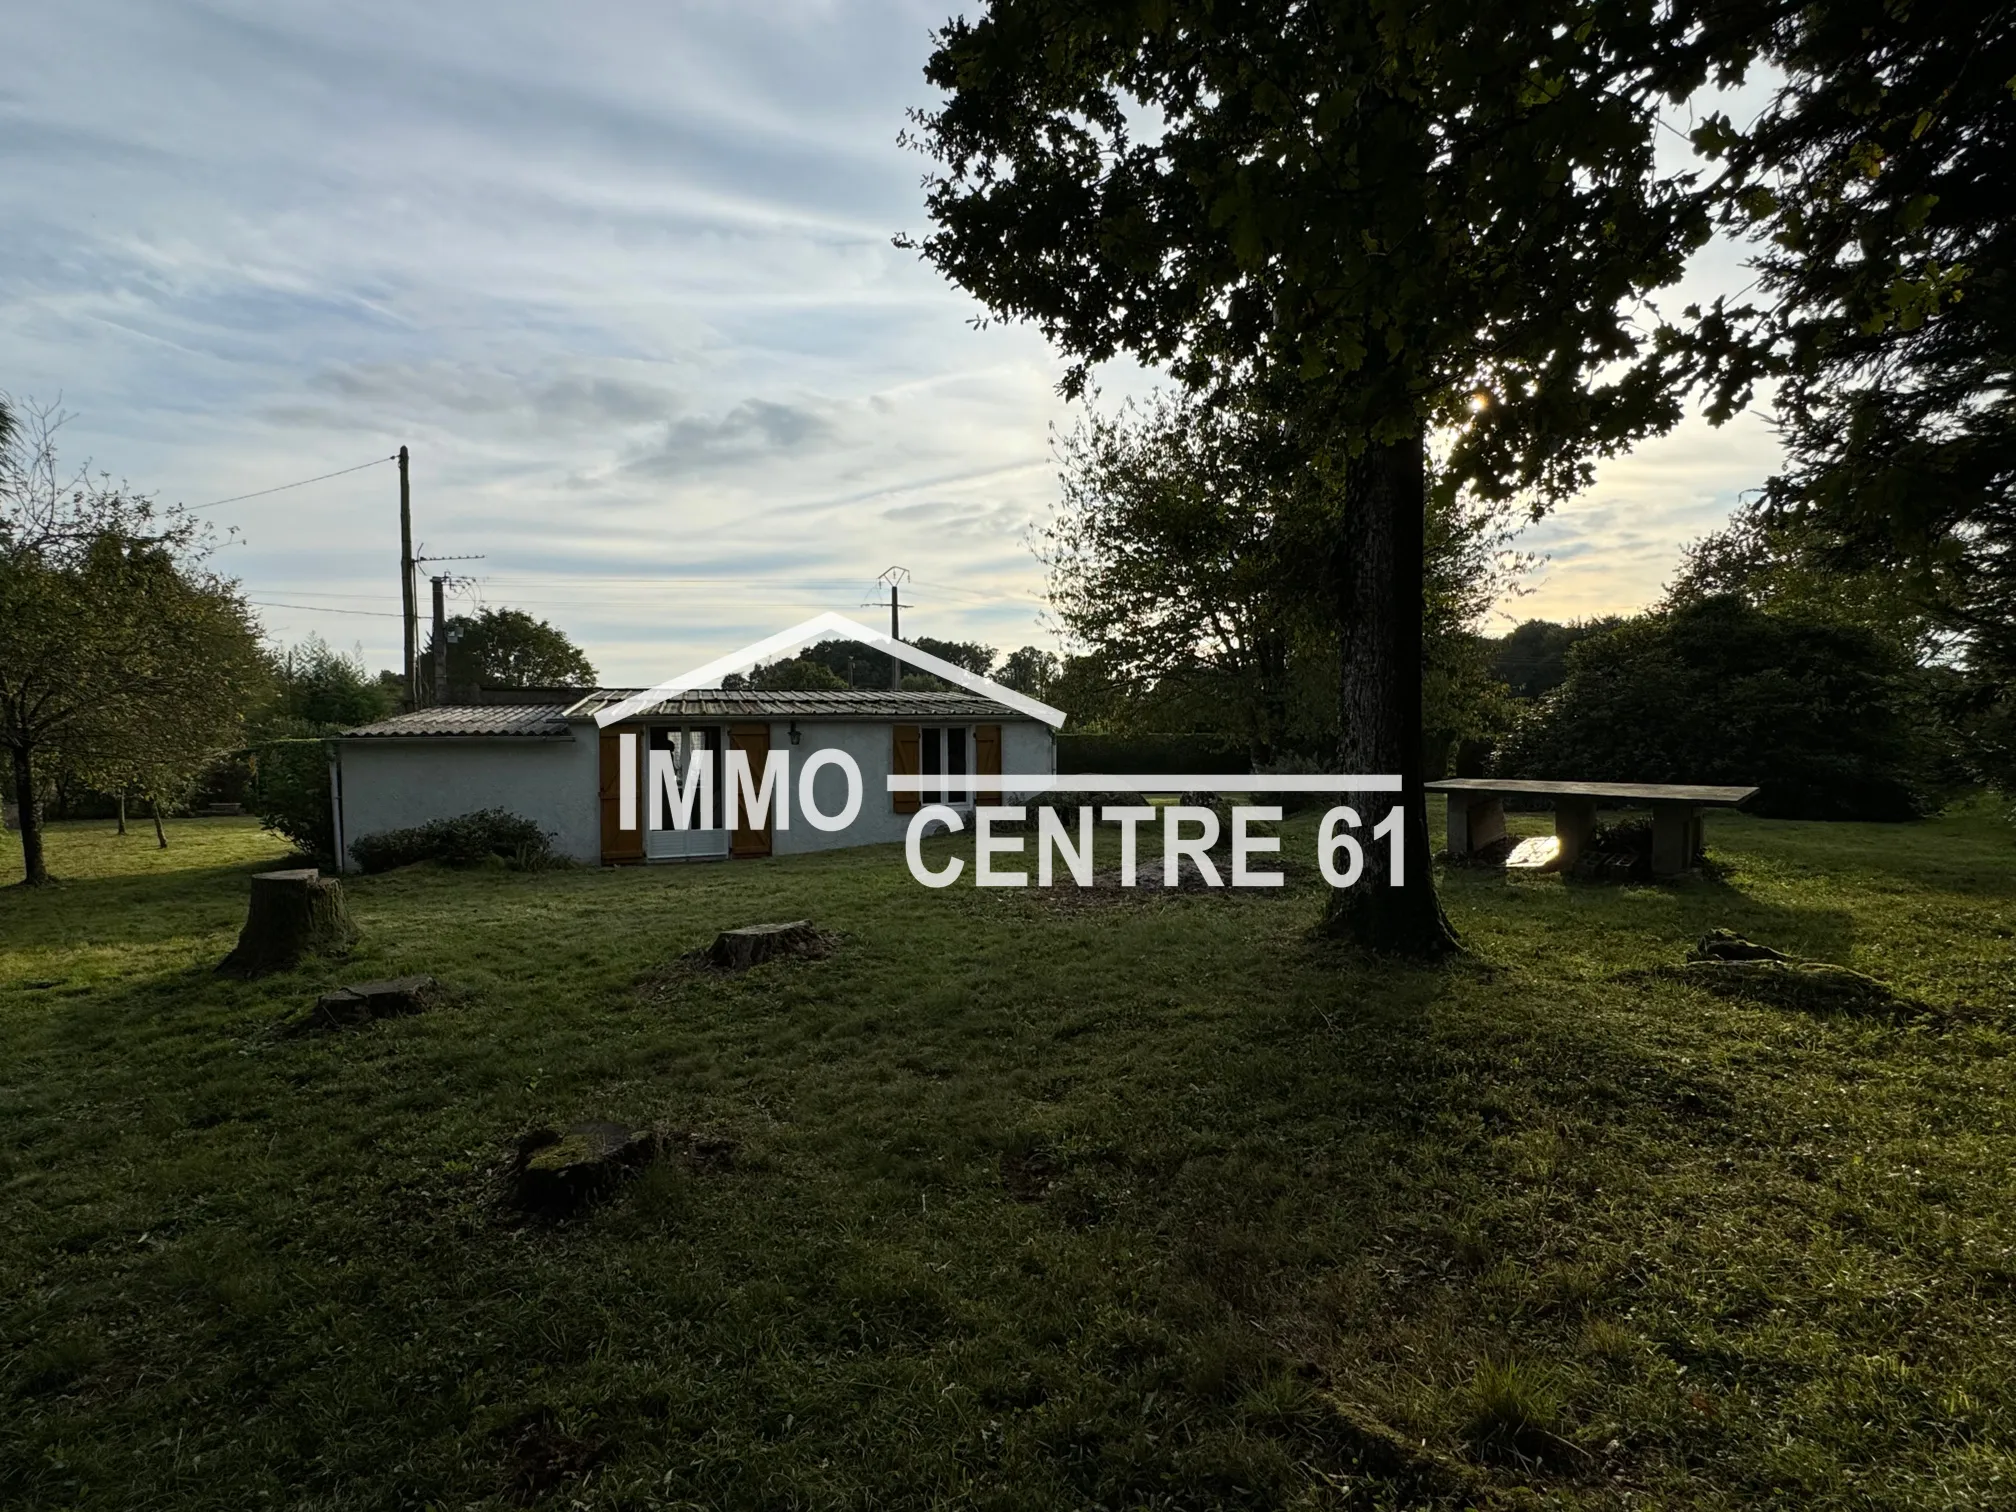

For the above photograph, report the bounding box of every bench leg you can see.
[1446,794,1506,857]
[1652,803,1698,876]
[1553,797,1597,871]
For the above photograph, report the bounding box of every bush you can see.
[1493,596,1936,820]
[349,809,555,874]
[247,738,336,859]
[1055,732,1250,776]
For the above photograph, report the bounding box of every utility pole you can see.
[398,445,416,710]
[876,566,911,690]
[431,575,448,706]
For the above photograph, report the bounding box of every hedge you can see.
[1054,733,1251,776]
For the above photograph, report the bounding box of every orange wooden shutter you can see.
[727,724,774,857]
[975,723,1002,781]
[598,726,644,864]
[892,724,921,813]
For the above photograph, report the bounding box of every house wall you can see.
[750,717,1055,857]
[333,715,1057,870]
[335,731,600,869]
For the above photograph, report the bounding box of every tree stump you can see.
[509,1122,658,1216]
[312,974,438,1030]
[218,868,358,978]
[701,920,821,971]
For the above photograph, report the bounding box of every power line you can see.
[250,581,1037,608]
[187,455,397,512]
[245,597,882,617]
[249,599,403,618]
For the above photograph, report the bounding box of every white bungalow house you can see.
[329,613,1064,871]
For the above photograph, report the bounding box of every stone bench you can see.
[1424,778,1759,877]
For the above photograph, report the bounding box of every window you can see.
[648,725,721,828]
[919,725,969,805]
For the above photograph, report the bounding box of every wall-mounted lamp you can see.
[788,721,801,746]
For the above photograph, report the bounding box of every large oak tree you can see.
[906,0,1727,952]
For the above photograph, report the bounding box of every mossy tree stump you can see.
[509,1122,658,1216]
[701,920,822,971]
[218,868,358,978]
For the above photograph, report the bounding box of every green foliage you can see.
[1684,5,2016,797]
[347,808,555,874]
[1054,731,1250,777]
[1,402,265,880]
[241,640,398,860]
[246,735,335,860]
[1462,1357,1564,1462]
[908,1,1715,494]
[904,8,1713,949]
[1495,596,1936,820]
[796,638,895,688]
[997,646,1061,700]
[424,607,597,696]
[1488,619,1628,701]
[730,638,1003,694]
[907,636,996,678]
[1047,393,1525,762]
[1044,394,1317,759]
[267,636,395,730]
[747,657,848,692]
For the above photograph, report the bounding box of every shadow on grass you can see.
[1440,858,1861,970]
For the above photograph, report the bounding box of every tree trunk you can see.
[116,790,127,836]
[150,796,167,849]
[217,867,358,977]
[9,743,48,886]
[1320,428,1459,957]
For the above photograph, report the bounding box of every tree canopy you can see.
[1045,390,1523,763]
[267,636,397,730]
[1487,618,1627,701]
[1684,2,2015,797]
[1496,595,1937,820]
[423,607,597,696]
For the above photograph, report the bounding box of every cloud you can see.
[620,397,841,478]
[1501,406,1783,625]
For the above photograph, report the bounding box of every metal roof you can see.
[341,705,573,738]
[341,687,1030,738]
[567,688,1027,721]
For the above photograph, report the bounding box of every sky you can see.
[2,1,1781,684]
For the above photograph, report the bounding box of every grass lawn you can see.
[3,805,2015,1509]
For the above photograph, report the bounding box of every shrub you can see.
[1493,596,1937,820]
[247,737,336,859]
[349,808,555,874]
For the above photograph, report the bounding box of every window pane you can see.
[922,728,943,786]
[947,727,967,803]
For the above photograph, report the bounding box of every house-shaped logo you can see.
[591,612,1067,729]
